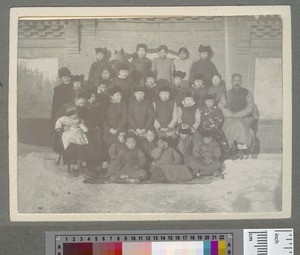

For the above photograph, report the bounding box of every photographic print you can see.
[9,6,291,221]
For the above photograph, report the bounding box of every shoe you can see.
[127,178,141,184]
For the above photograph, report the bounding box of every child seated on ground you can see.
[110,63,134,102]
[107,133,147,184]
[150,137,194,183]
[128,86,154,136]
[190,73,209,107]
[153,85,178,142]
[191,130,222,177]
[141,128,158,171]
[108,130,127,160]
[208,73,227,104]
[199,94,230,161]
[177,91,201,133]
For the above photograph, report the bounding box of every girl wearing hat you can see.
[109,47,130,78]
[130,43,152,85]
[152,45,174,83]
[128,86,155,136]
[144,71,160,102]
[172,70,189,104]
[190,73,209,107]
[190,45,219,86]
[70,74,89,101]
[55,103,90,176]
[88,47,109,90]
[199,94,230,161]
[110,63,135,102]
[103,86,128,148]
[174,47,193,83]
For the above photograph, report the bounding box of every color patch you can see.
[211,241,218,255]
[93,242,122,255]
[122,242,152,255]
[152,241,204,255]
[63,242,93,255]
[203,241,211,255]
[218,240,226,255]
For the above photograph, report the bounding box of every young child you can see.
[88,47,109,90]
[55,103,89,175]
[199,94,230,161]
[172,70,189,104]
[107,133,147,184]
[177,91,201,133]
[101,67,112,86]
[144,71,160,102]
[110,63,134,102]
[173,47,193,84]
[130,43,152,85]
[153,85,178,140]
[109,47,130,78]
[190,45,219,86]
[190,73,209,107]
[103,86,128,148]
[71,74,89,101]
[191,130,222,177]
[150,136,194,183]
[108,130,127,160]
[128,86,155,136]
[141,128,158,167]
[208,73,227,104]
[152,45,174,83]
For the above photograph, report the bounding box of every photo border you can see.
[9,6,292,221]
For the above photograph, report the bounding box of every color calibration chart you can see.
[46,229,293,255]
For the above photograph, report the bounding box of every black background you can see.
[0,1,298,254]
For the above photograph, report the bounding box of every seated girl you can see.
[55,103,101,176]
[108,130,127,161]
[153,85,178,142]
[199,94,230,161]
[190,130,222,177]
[177,91,201,133]
[150,136,194,183]
[107,132,147,184]
[103,86,128,149]
[141,128,158,172]
[208,73,227,104]
[189,73,209,107]
[128,86,155,136]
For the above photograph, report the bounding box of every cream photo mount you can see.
[9,6,292,221]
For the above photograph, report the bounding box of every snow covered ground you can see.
[17,143,282,214]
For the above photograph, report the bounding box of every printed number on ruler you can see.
[244,229,293,255]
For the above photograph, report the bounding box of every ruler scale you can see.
[46,229,293,255]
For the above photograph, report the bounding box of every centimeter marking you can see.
[244,229,293,255]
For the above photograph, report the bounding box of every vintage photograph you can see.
[9,7,291,221]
